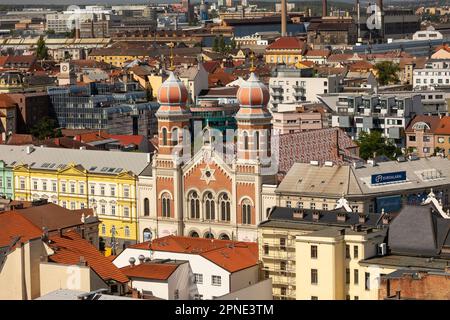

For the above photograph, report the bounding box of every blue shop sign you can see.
[371,171,406,185]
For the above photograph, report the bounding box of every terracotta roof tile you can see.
[48,231,129,283]
[121,263,179,280]
[305,49,330,57]
[131,236,258,273]
[435,116,450,135]
[0,211,42,247]
[266,37,306,51]
[405,115,442,134]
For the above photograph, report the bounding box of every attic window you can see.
[89,166,97,171]
[108,168,115,173]
[101,167,108,172]
[115,168,123,173]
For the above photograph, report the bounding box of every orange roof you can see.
[266,37,306,51]
[435,116,450,135]
[349,61,374,71]
[305,49,330,57]
[131,236,258,273]
[435,44,450,53]
[0,94,17,109]
[48,231,129,283]
[108,134,145,146]
[0,211,42,247]
[121,263,179,280]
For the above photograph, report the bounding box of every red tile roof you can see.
[435,116,450,135]
[131,236,258,273]
[266,37,306,51]
[48,231,129,284]
[349,61,374,71]
[0,211,42,247]
[278,127,360,175]
[405,115,442,134]
[202,61,220,74]
[121,263,179,280]
[108,134,145,146]
[305,49,330,57]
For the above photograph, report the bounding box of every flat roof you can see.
[360,254,450,271]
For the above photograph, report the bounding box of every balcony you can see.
[270,84,283,90]
[272,91,283,97]
[293,91,305,97]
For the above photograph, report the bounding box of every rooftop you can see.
[121,260,186,281]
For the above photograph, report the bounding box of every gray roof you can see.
[388,204,450,257]
[35,289,145,300]
[277,157,450,198]
[360,255,450,271]
[0,145,151,176]
[260,206,386,231]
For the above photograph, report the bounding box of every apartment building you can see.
[406,115,450,158]
[269,66,343,109]
[413,60,450,90]
[320,93,423,147]
[0,145,151,253]
[258,205,387,300]
[46,7,111,34]
[272,104,324,135]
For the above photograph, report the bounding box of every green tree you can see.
[212,36,219,52]
[375,61,400,86]
[356,130,401,160]
[30,117,59,140]
[218,35,226,53]
[36,36,48,60]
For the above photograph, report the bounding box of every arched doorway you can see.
[204,232,214,239]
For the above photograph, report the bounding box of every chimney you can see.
[322,0,328,17]
[337,212,347,222]
[281,0,287,37]
[293,209,305,219]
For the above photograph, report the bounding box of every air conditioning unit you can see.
[378,243,387,256]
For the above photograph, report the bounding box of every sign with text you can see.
[371,171,406,185]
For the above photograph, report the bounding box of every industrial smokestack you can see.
[322,0,328,17]
[281,0,287,37]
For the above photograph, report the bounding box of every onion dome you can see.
[157,71,188,106]
[236,73,270,108]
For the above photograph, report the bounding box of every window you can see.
[280,287,287,297]
[346,245,350,259]
[110,186,115,196]
[162,128,168,145]
[286,200,291,208]
[263,244,269,255]
[111,205,116,216]
[42,181,47,191]
[354,296,359,300]
[52,182,57,192]
[346,295,350,300]
[33,180,38,190]
[62,201,67,208]
[100,185,105,196]
[323,203,328,211]
[124,186,130,198]
[311,296,318,300]
[365,272,370,290]
[194,273,203,284]
[70,183,75,193]
[280,261,287,275]
[354,246,359,259]
[161,193,171,217]
[219,193,231,222]
[241,199,252,224]
[243,131,249,150]
[280,238,286,251]
[79,183,84,194]
[311,245,318,259]
[174,289,179,300]
[6,177,11,189]
[90,185,95,195]
[124,226,130,237]
[101,205,106,214]
[311,269,318,285]
[144,198,150,216]
[124,207,130,217]
[61,182,66,193]
[194,294,203,300]
[346,268,350,284]
[310,203,316,209]
[70,202,76,210]
[204,192,215,220]
[80,203,85,209]
[212,275,221,286]
[254,131,260,150]
[297,202,303,208]
[354,269,359,285]
[101,224,106,235]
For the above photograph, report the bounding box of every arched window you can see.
[124,226,130,237]
[189,191,200,219]
[161,193,171,217]
[143,198,150,216]
[243,131,249,150]
[255,131,260,150]
[172,127,178,146]
[219,193,231,222]
[204,231,214,239]
[143,228,152,242]
[162,128,168,145]
[219,233,230,240]
[204,192,215,220]
[189,231,199,238]
[241,199,252,225]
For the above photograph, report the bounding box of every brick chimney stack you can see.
[281,0,287,36]
[322,0,328,17]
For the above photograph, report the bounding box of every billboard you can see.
[371,171,406,185]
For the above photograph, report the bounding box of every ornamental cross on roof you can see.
[168,42,175,71]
